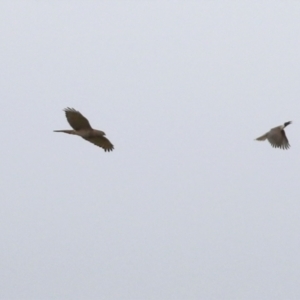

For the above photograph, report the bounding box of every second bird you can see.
[255,121,292,150]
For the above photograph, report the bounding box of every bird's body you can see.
[54,108,114,152]
[255,121,292,149]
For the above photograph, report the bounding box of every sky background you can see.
[1,1,300,299]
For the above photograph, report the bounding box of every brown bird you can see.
[255,121,292,150]
[54,108,114,152]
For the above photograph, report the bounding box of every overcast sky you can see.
[1,1,300,299]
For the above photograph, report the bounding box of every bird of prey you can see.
[54,108,114,152]
[255,121,292,150]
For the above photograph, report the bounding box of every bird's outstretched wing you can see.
[64,108,92,130]
[269,130,290,149]
[84,136,114,152]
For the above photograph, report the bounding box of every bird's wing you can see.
[63,108,92,130]
[268,130,290,149]
[255,132,268,141]
[84,136,114,152]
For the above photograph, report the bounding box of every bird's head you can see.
[284,121,292,128]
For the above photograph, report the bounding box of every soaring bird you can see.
[255,121,292,150]
[54,108,114,152]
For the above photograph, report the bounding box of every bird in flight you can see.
[54,107,114,152]
[255,121,292,150]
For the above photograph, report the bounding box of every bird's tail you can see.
[53,130,76,134]
[255,133,268,141]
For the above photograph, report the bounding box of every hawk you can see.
[255,121,292,150]
[54,108,114,152]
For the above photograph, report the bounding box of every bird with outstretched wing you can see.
[54,108,114,152]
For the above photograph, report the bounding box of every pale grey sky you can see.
[1,1,300,299]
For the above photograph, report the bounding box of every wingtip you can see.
[63,107,77,112]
